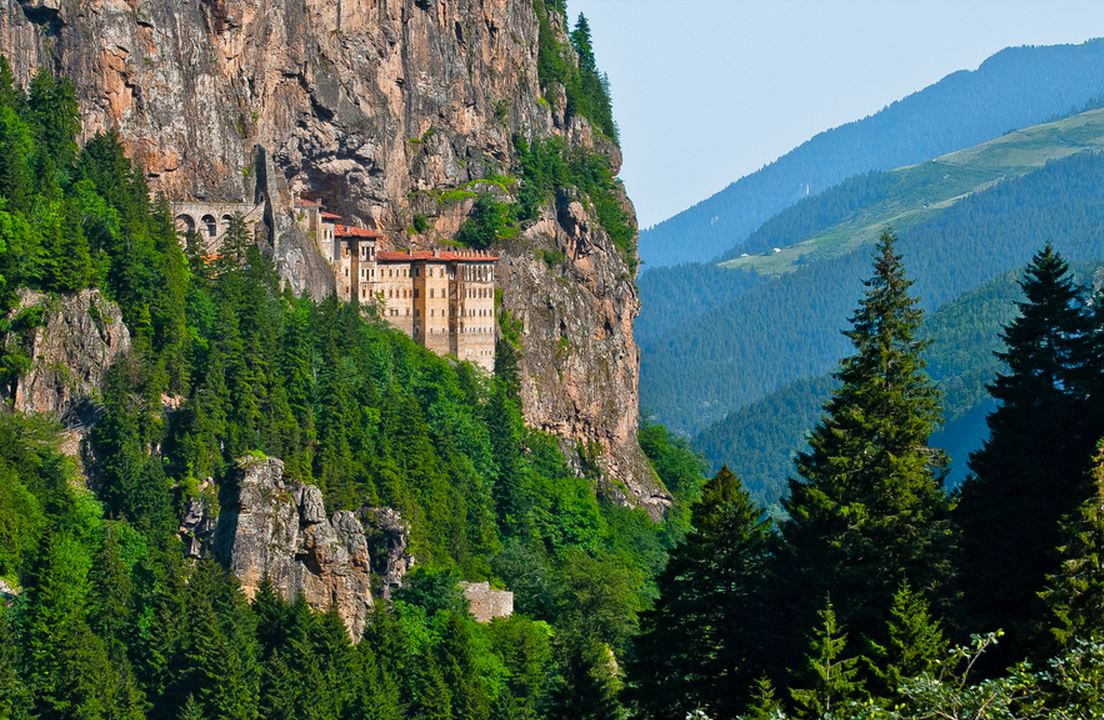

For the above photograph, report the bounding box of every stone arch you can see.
[175,214,196,236]
[221,214,234,234]
[201,214,218,237]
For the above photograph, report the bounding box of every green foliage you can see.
[514,136,635,269]
[454,193,519,249]
[1039,443,1104,652]
[790,600,865,718]
[531,4,618,142]
[958,244,1099,664]
[625,467,772,720]
[779,232,955,673]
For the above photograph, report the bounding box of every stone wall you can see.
[460,581,514,623]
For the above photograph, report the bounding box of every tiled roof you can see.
[376,250,498,263]
[296,197,323,208]
[320,211,343,220]
[335,224,383,238]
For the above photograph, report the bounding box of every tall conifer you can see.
[625,466,772,720]
[958,243,1094,659]
[780,230,954,659]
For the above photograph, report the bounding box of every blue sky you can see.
[567,0,1104,227]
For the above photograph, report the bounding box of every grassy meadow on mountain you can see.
[639,38,1104,267]
[642,142,1104,435]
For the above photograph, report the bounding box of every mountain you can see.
[0,0,661,507]
[723,105,1104,273]
[638,38,1104,268]
[641,148,1104,435]
[692,268,1031,509]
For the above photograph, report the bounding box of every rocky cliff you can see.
[0,0,663,512]
[213,456,375,637]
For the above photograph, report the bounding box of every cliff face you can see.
[214,456,375,637]
[0,0,663,511]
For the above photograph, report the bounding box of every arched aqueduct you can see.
[171,201,264,252]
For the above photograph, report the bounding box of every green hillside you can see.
[641,150,1104,434]
[638,38,1104,267]
[721,107,1104,275]
[692,261,1104,510]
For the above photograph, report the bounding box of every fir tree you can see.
[790,599,864,718]
[958,243,1095,660]
[779,231,954,663]
[625,466,772,720]
[1039,442,1104,651]
[742,676,783,720]
[867,581,948,700]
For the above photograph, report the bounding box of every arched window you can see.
[202,214,217,237]
[221,214,234,234]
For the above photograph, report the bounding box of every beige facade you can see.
[292,198,499,372]
[453,261,496,368]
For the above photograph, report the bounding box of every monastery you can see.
[172,198,498,373]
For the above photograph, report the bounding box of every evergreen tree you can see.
[958,243,1095,660]
[867,581,948,700]
[742,676,783,720]
[0,606,32,720]
[789,599,864,718]
[1039,443,1104,651]
[779,231,954,663]
[625,466,772,720]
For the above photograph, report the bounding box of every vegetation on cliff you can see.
[0,62,702,719]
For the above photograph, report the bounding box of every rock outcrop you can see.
[0,0,664,511]
[7,288,130,425]
[214,456,374,637]
[362,506,414,601]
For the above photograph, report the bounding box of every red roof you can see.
[320,211,343,220]
[376,250,498,263]
[296,197,323,208]
[335,224,383,239]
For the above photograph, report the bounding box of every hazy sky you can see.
[567,0,1104,228]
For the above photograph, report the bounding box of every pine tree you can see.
[790,599,864,718]
[1039,442,1104,651]
[867,581,948,699]
[625,466,772,720]
[0,606,32,720]
[958,243,1095,660]
[779,231,954,662]
[742,676,783,720]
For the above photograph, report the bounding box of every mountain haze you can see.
[638,38,1104,268]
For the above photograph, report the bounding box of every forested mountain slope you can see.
[722,106,1104,273]
[693,268,1039,510]
[0,0,660,509]
[638,38,1104,267]
[641,150,1104,434]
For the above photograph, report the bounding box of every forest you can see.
[641,150,1104,435]
[638,37,1104,267]
[630,233,1104,718]
[0,63,705,719]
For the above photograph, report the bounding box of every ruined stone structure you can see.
[459,581,514,623]
[172,200,263,254]
[296,198,498,372]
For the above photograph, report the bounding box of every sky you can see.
[567,0,1104,228]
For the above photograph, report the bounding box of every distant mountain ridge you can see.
[638,38,1104,268]
[641,149,1104,434]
